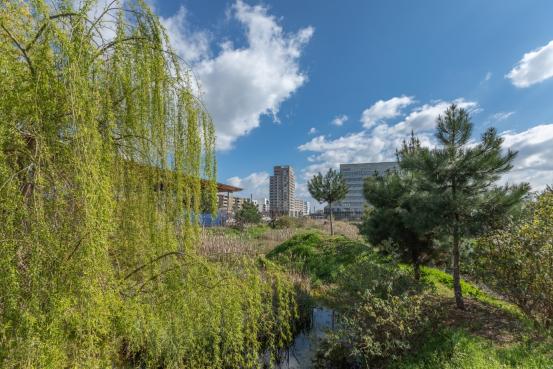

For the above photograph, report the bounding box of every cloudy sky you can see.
[150,0,553,204]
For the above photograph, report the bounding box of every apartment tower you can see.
[269,165,296,216]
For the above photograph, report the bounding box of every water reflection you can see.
[274,307,335,369]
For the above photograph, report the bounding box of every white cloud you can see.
[390,98,479,135]
[484,72,492,82]
[361,96,414,128]
[308,127,318,134]
[485,111,515,125]
[501,124,553,190]
[331,114,348,126]
[299,97,551,192]
[227,171,270,200]
[160,6,210,64]
[160,1,313,150]
[299,98,477,180]
[507,40,553,88]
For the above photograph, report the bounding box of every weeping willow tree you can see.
[0,1,296,368]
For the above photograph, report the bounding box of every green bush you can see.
[271,215,306,229]
[235,202,262,225]
[314,290,430,369]
[267,232,371,283]
[474,191,553,326]
[333,254,425,306]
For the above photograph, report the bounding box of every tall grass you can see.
[198,226,297,260]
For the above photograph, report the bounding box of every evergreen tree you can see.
[308,168,348,235]
[402,104,529,309]
[361,136,442,280]
[236,201,262,225]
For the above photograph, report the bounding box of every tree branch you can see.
[0,23,35,76]
[25,12,81,52]
[123,251,184,280]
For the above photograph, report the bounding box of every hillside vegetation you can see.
[269,231,553,369]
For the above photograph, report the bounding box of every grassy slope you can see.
[403,267,553,369]
[267,231,371,285]
[268,231,553,369]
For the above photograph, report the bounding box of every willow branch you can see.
[25,12,81,52]
[94,36,148,60]
[123,251,184,280]
[0,23,34,76]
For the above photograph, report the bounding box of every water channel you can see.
[273,307,335,369]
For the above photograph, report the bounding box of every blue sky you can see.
[152,0,553,202]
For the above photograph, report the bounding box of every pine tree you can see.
[236,201,262,225]
[308,168,348,235]
[361,135,442,280]
[402,104,529,309]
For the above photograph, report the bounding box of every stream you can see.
[273,307,335,369]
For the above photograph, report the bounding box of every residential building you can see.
[217,193,247,212]
[259,198,270,214]
[332,162,397,219]
[269,165,296,217]
[293,198,304,217]
[303,201,311,216]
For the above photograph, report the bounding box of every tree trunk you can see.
[329,201,334,236]
[413,259,421,281]
[411,247,421,281]
[452,220,465,310]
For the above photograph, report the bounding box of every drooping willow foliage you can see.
[0,1,296,368]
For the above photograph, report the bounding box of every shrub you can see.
[235,202,262,225]
[271,215,305,229]
[314,290,429,369]
[333,254,424,306]
[474,191,553,326]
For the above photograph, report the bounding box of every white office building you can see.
[332,162,397,218]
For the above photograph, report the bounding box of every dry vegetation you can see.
[198,218,361,261]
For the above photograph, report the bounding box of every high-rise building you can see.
[259,198,270,214]
[303,201,311,216]
[269,165,296,216]
[293,198,305,217]
[332,162,397,219]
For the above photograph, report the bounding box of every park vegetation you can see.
[1,1,552,368]
[235,201,262,226]
[0,1,297,367]
[363,105,529,309]
[308,168,348,235]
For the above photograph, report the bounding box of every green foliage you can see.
[235,201,262,225]
[361,148,443,279]
[0,1,296,367]
[267,232,371,284]
[334,255,425,306]
[391,328,553,369]
[270,215,309,229]
[315,290,430,369]
[308,168,348,235]
[475,191,553,326]
[400,104,529,308]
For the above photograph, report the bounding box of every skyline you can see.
[149,0,553,202]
